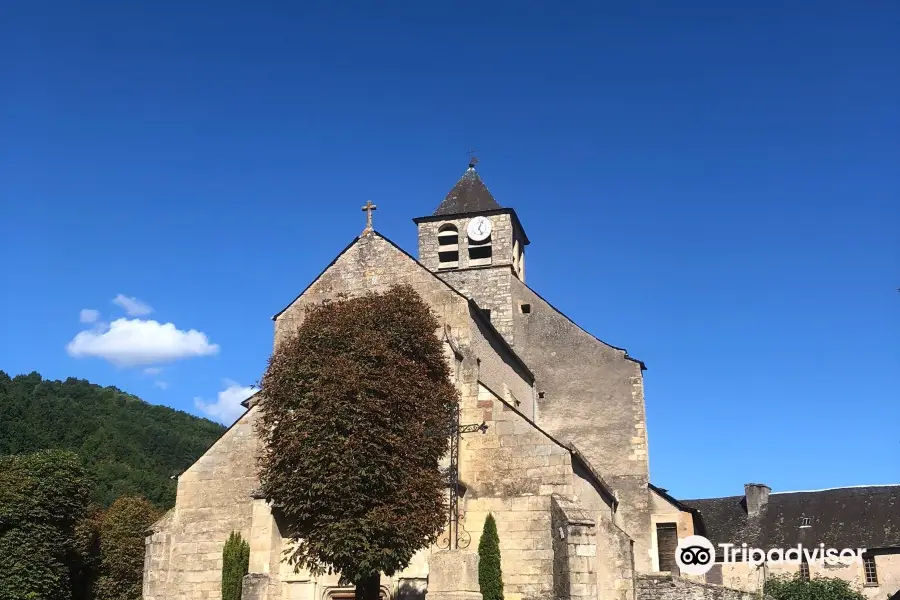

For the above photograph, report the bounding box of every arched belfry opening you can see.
[437,223,459,269]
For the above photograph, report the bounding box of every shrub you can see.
[764,574,866,600]
[222,531,250,600]
[478,514,503,600]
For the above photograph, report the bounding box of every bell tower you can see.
[413,160,529,339]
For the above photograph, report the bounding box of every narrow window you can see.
[864,556,878,585]
[799,559,810,581]
[520,303,531,314]
[438,224,459,269]
[468,234,492,266]
[656,523,679,573]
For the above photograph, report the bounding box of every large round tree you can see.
[257,284,459,600]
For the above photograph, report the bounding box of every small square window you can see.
[799,516,812,527]
[520,303,531,314]
[538,392,545,399]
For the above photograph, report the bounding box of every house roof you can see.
[682,485,900,551]
[432,165,502,216]
[649,483,696,513]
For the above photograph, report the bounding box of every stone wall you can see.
[636,575,770,600]
[551,496,599,600]
[461,381,636,600]
[596,511,636,600]
[460,381,573,600]
[440,265,516,341]
[420,224,654,574]
[415,212,519,274]
[143,407,261,600]
[508,277,653,572]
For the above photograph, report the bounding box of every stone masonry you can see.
[144,164,754,600]
[416,194,653,572]
[144,408,260,600]
[636,575,774,600]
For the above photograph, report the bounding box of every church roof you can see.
[682,485,900,551]
[432,164,502,216]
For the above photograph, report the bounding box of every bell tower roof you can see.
[432,163,502,216]
[413,161,529,246]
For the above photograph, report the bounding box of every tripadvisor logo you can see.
[674,536,867,575]
[675,536,716,575]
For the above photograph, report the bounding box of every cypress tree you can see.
[478,514,503,600]
[221,531,250,600]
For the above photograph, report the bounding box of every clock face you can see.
[467,216,492,242]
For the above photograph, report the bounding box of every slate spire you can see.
[432,161,502,217]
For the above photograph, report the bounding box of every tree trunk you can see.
[355,573,381,600]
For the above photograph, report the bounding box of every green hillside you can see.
[0,370,226,508]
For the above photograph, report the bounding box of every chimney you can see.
[744,483,770,518]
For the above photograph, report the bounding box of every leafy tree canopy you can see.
[258,285,458,593]
[0,370,225,508]
[0,450,92,600]
[94,496,162,600]
[764,574,866,600]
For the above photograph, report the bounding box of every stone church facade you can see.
[147,162,900,600]
[143,162,655,600]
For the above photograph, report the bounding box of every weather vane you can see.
[466,148,479,168]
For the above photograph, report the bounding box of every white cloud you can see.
[79,309,101,324]
[153,380,169,390]
[195,380,258,425]
[143,367,162,375]
[66,318,219,367]
[113,294,154,316]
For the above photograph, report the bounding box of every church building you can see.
[143,160,655,600]
[146,161,900,600]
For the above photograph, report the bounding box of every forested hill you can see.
[0,370,226,508]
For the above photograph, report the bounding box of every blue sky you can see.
[1,1,897,499]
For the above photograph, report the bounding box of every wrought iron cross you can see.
[361,200,377,234]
